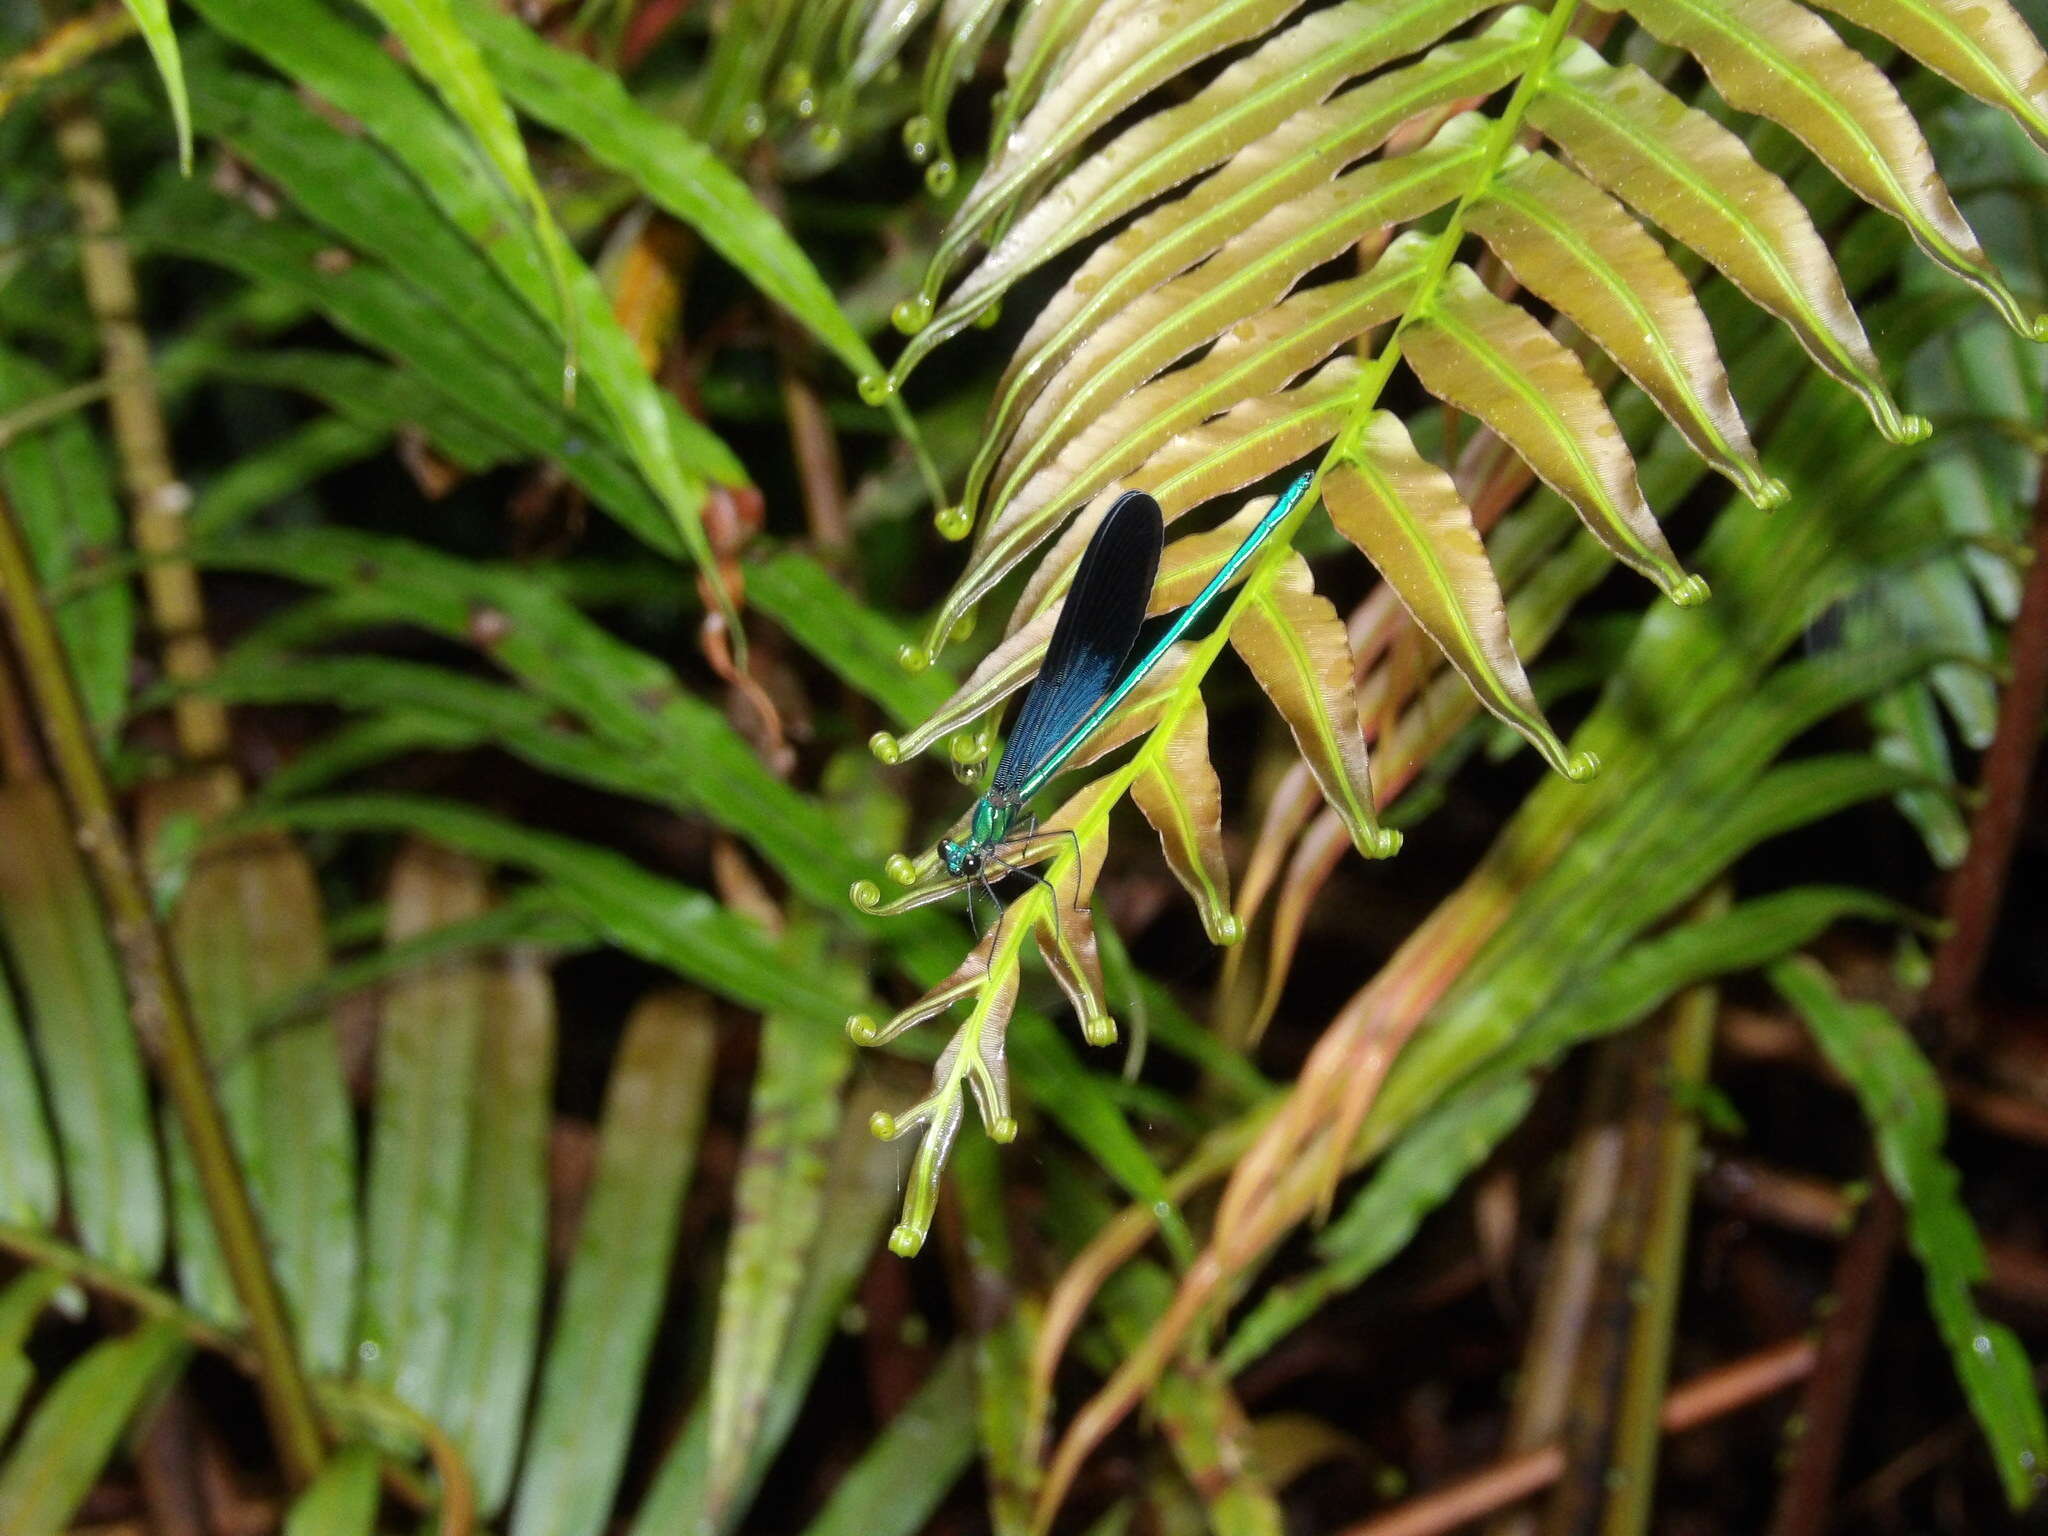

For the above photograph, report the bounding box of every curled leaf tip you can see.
[947,606,977,643]
[869,1110,900,1139]
[934,503,974,540]
[1753,477,1790,511]
[2031,314,2048,344]
[856,372,893,406]
[948,728,989,765]
[885,853,919,885]
[850,879,884,911]
[989,1116,1019,1144]
[1370,827,1405,859]
[925,160,956,196]
[888,1223,925,1257]
[869,730,902,763]
[973,300,1003,331]
[1670,574,1712,609]
[891,295,933,335]
[847,1014,881,1045]
[1889,413,1934,446]
[1081,1015,1118,1048]
[896,642,932,675]
[1566,750,1602,783]
[1214,914,1243,945]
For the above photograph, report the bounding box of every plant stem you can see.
[0,487,326,1488]
[0,1,132,116]
[1341,1338,1817,1536]
[48,92,230,767]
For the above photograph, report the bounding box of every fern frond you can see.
[852,0,2048,1251]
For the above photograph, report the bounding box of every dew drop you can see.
[739,102,768,140]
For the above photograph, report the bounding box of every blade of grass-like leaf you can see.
[196,529,870,904]
[0,955,58,1229]
[1528,43,1919,443]
[1285,888,1909,1373]
[189,417,390,538]
[1404,262,1703,604]
[116,0,191,170]
[284,1444,384,1536]
[1223,1073,1534,1374]
[1326,414,1584,779]
[0,1319,187,1536]
[450,0,914,426]
[207,348,523,473]
[439,946,554,1517]
[795,1343,977,1536]
[0,1270,66,1440]
[344,0,580,390]
[1599,0,2039,335]
[244,796,860,1019]
[748,551,958,726]
[0,347,133,739]
[1232,553,1399,861]
[186,0,746,604]
[630,1076,903,1536]
[1467,146,1779,507]
[129,181,683,555]
[358,841,490,1416]
[706,970,855,1523]
[251,888,595,1035]
[1771,957,2048,1509]
[0,780,164,1274]
[513,991,716,1536]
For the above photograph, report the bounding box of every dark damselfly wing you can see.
[992,491,1164,797]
